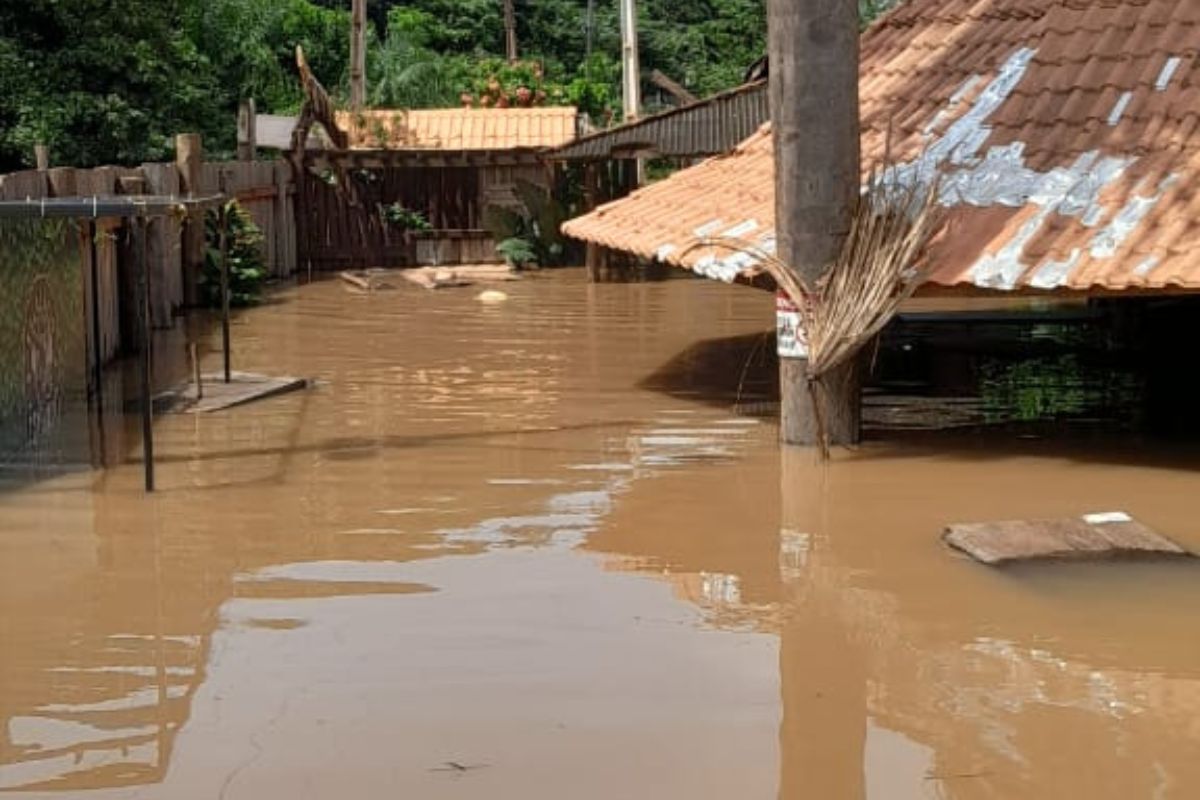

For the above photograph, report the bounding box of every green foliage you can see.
[0,0,884,169]
[0,0,349,170]
[202,201,267,308]
[565,54,619,122]
[0,1,218,168]
[366,0,771,122]
[484,179,570,269]
[861,0,901,27]
[369,16,471,109]
[496,237,538,269]
[381,203,432,231]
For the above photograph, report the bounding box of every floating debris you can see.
[476,289,509,304]
[944,512,1193,565]
[404,265,519,291]
[157,372,308,414]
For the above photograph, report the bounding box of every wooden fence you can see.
[0,156,297,370]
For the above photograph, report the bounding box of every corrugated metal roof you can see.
[563,0,1200,294]
[255,114,331,150]
[549,81,769,160]
[334,107,579,151]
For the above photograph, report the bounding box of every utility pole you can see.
[768,0,861,446]
[350,0,367,110]
[618,0,641,122]
[503,0,518,63]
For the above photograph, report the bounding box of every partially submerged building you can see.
[547,80,768,278]
[563,0,1200,296]
[267,54,581,270]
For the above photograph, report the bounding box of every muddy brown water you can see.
[2,269,1199,798]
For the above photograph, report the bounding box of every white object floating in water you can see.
[476,290,508,304]
[1082,511,1133,525]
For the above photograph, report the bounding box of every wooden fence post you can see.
[142,162,183,326]
[175,133,205,307]
[237,99,257,161]
[34,144,49,171]
[46,167,76,198]
[274,161,296,278]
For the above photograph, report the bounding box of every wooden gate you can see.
[295,165,406,272]
[294,160,485,273]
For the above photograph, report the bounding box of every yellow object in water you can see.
[476,290,508,304]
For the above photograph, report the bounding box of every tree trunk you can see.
[350,0,367,110]
[503,0,518,62]
[768,0,861,446]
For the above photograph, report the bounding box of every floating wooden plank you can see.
[944,513,1192,565]
[340,269,396,291]
[158,372,308,414]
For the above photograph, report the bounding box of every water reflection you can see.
[2,273,1200,797]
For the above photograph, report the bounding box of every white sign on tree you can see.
[775,292,808,359]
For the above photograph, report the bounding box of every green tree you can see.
[0,0,218,168]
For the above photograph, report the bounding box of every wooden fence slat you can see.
[141,162,183,327]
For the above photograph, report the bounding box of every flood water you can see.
[2,269,1199,798]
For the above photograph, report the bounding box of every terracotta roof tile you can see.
[563,0,1200,294]
[334,107,577,151]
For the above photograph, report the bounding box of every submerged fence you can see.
[0,154,297,343]
[0,139,298,480]
[0,219,89,469]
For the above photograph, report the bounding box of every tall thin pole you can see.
[503,0,519,63]
[619,0,641,122]
[585,0,595,59]
[769,0,861,446]
[219,204,232,383]
[350,0,367,109]
[135,218,155,492]
[619,0,643,185]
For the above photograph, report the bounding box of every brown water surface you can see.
[2,270,1199,798]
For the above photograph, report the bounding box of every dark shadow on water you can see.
[641,299,1200,469]
[639,331,779,411]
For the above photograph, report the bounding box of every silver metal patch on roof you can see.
[1156,57,1183,91]
[1090,174,1180,259]
[1106,92,1134,127]
[720,219,759,239]
[692,219,725,238]
[1133,255,1161,277]
[1028,249,1082,290]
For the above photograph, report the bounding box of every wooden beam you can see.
[945,514,1191,565]
[296,46,349,150]
[650,70,697,105]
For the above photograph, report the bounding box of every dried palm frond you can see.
[679,160,944,451]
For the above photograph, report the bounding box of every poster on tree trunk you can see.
[776,292,808,359]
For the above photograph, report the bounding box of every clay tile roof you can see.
[334,107,578,151]
[563,0,1200,294]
